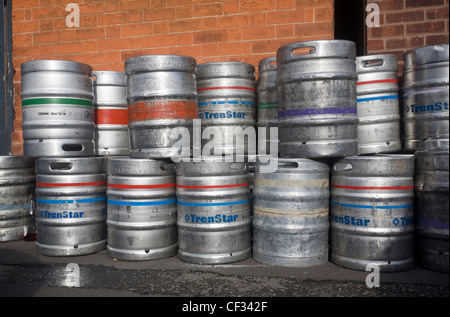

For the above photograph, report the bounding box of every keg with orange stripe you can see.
[35,157,107,256]
[93,71,130,156]
[106,157,177,261]
[330,155,415,272]
[197,62,256,156]
[125,55,198,160]
[356,54,401,154]
[176,157,251,264]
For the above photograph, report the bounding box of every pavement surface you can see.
[0,239,448,306]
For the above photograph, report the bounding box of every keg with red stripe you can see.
[35,157,107,256]
[176,158,251,264]
[106,157,177,261]
[330,155,415,272]
[93,71,130,156]
[197,62,256,156]
[125,55,198,160]
[356,54,401,154]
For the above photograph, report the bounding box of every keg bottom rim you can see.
[330,252,415,273]
[252,251,328,268]
[107,244,178,261]
[36,240,107,257]
[177,248,251,265]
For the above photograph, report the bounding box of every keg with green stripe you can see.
[257,56,279,154]
[356,54,401,154]
[35,157,107,256]
[106,157,177,261]
[176,158,251,264]
[252,158,330,267]
[330,155,415,272]
[0,156,36,242]
[21,60,95,158]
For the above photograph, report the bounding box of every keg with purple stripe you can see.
[176,157,251,264]
[356,54,401,154]
[277,40,358,158]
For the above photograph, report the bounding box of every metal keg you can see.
[257,56,279,154]
[106,157,177,261]
[125,55,198,160]
[176,158,251,264]
[356,54,401,154]
[197,62,256,156]
[403,44,449,151]
[277,40,358,158]
[330,155,415,272]
[252,158,330,267]
[35,157,106,256]
[21,60,95,158]
[414,150,449,273]
[0,156,35,242]
[93,71,130,156]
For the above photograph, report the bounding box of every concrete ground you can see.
[0,239,448,305]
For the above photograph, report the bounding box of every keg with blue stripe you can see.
[356,54,401,154]
[106,157,177,261]
[277,40,358,158]
[330,155,415,272]
[252,158,330,267]
[197,62,256,156]
[403,44,449,151]
[21,60,95,158]
[414,150,449,273]
[176,158,251,264]
[0,156,35,242]
[35,157,106,256]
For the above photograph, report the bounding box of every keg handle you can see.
[263,56,277,70]
[361,58,384,68]
[333,163,352,172]
[288,42,317,59]
[278,162,299,169]
[49,162,73,171]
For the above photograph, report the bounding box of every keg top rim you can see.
[92,70,127,86]
[403,44,449,68]
[355,54,398,73]
[124,54,197,75]
[21,59,93,75]
[0,155,35,169]
[258,56,277,72]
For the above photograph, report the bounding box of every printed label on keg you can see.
[183,213,239,224]
[199,110,249,119]
[39,210,85,218]
[405,102,449,113]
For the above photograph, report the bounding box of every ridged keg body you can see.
[414,150,449,273]
[252,158,330,267]
[257,56,278,153]
[125,55,198,159]
[330,155,415,272]
[197,62,256,156]
[0,156,35,242]
[35,157,106,256]
[106,157,177,261]
[21,60,95,158]
[356,54,401,154]
[277,40,358,158]
[93,71,130,156]
[403,44,449,151]
[176,159,251,264]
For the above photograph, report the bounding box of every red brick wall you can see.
[10,0,335,155]
[366,0,449,77]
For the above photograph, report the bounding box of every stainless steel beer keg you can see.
[21,60,95,158]
[403,44,449,151]
[252,158,330,267]
[277,40,358,158]
[414,150,449,273]
[356,54,401,154]
[93,71,130,156]
[176,158,251,264]
[0,156,35,242]
[125,55,198,160]
[106,157,177,261]
[330,155,415,272]
[197,62,256,156]
[35,157,107,256]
